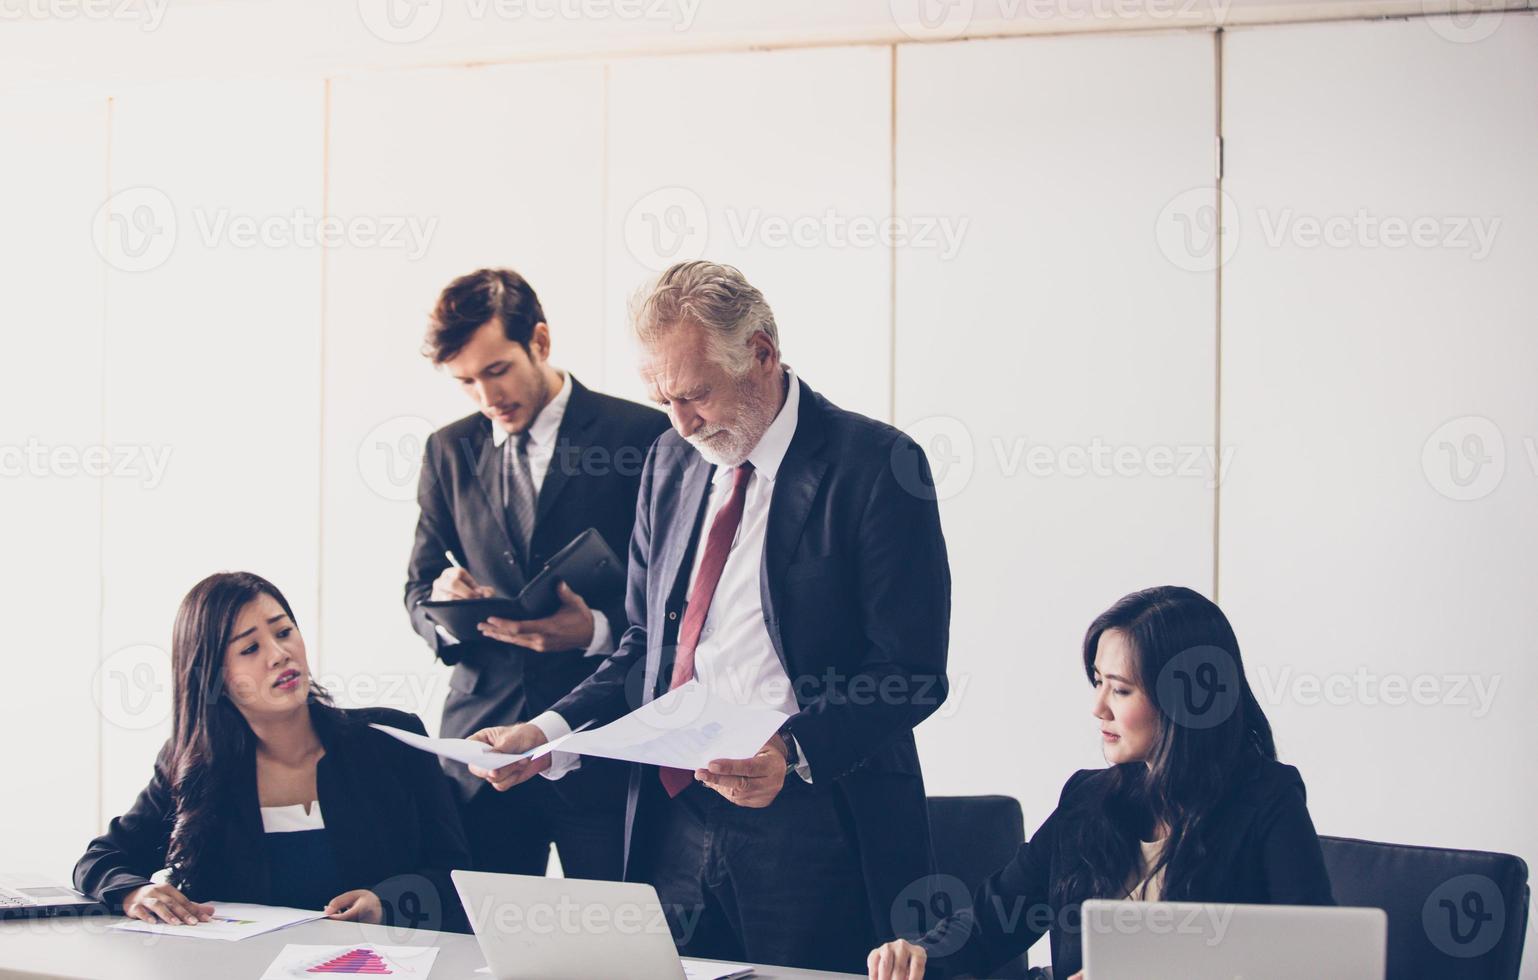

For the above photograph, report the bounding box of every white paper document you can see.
[682,958,756,980]
[528,681,791,770]
[260,943,440,978]
[369,722,542,770]
[110,902,327,942]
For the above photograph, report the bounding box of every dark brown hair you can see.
[423,268,547,364]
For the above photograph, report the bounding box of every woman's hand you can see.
[324,889,383,924]
[868,938,928,980]
[121,883,214,925]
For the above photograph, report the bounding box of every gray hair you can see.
[630,260,779,376]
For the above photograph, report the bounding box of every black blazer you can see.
[920,759,1336,978]
[404,375,669,799]
[73,706,472,932]
[548,376,953,940]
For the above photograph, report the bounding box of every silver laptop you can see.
[1081,900,1387,979]
[452,870,687,980]
[0,873,105,920]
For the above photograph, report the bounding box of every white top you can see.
[536,369,811,782]
[439,370,611,656]
[259,800,325,834]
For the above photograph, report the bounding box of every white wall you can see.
[1,9,1533,975]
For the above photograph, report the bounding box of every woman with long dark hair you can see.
[868,586,1334,979]
[74,572,471,931]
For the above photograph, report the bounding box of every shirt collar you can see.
[492,371,570,448]
[714,367,798,486]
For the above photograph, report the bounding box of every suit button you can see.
[668,611,678,621]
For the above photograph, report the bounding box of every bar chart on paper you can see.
[260,944,441,978]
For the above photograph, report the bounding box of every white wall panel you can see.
[0,88,109,878]
[604,46,893,420]
[323,62,608,731]
[894,32,1220,881]
[98,79,325,822]
[1221,22,1538,973]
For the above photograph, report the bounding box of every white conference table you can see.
[0,915,862,979]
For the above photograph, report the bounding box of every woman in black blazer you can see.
[868,586,1335,980]
[74,571,471,932]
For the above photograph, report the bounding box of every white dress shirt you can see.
[535,369,811,782]
[437,371,612,657]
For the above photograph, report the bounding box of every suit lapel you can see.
[646,449,713,702]
[535,375,598,529]
[761,380,828,675]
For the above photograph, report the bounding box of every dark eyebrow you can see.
[228,614,291,645]
[1098,671,1133,684]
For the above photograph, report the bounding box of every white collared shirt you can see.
[536,369,810,781]
[439,370,611,656]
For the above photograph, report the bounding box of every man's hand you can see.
[431,566,493,602]
[867,938,928,980]
[121,883,214,926]
[696,734,789,808]
[467,722,552,791]
[478,581,594,652]
[324,889,382,924]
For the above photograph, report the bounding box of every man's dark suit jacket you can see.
[404,375,669,799]
[920,759,1337,978]
[73,706,473,932]
[547,375,953,942]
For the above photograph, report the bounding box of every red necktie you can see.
[659,461,755,797]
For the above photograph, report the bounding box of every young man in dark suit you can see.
[466,261,953,974]
[403,268,668,880]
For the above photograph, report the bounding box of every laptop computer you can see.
[1080,900,1387,979]
[0,873,107,920]
[452,870,687,980]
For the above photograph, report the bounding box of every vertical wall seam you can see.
[1212,28,1225,604]
[97,94,114,837]
[317,78,332,676]
[888,44,899,426]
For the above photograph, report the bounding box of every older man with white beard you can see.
[468,260,952,974]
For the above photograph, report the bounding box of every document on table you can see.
[369,721,590,770]
[527,681,791,770]
[261,943,440,978]
[110,902,327,942]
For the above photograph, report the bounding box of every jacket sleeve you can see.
[73,743,177,909]
[548,435,666,730]
[1254,778,1336,906]
[922,772,1091,978]
[781,432,952,781]
[370,713,473,933]
[404,431,467,666]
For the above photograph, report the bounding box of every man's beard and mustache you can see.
[686,374,778,468]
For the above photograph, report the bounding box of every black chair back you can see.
[927,795,1033,979]
[1320,835,1529,980]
